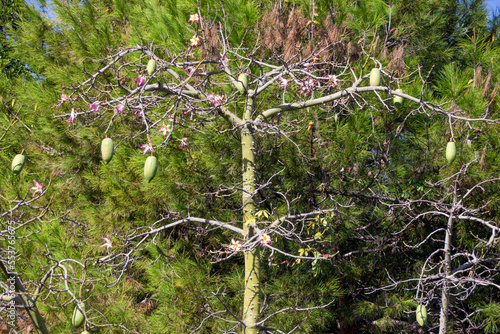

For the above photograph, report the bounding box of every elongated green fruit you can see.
[11,154,26,174]
[101,138,114,163]
[370,68,381,86]
[416,304,427,326]
[147,58,156,75]
[393,89,404,108]
[72,302,85,328]
[236,73,248,93]
[446,141,456,164]
[144,156,158,182]
[81,331,90,334]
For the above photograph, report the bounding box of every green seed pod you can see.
[144,156,158,183]
[11,154,26,174]
[370,68,381,86]
[147,58,156,76]
[236,73,248,93]
[393,89,404,108]
[72,302,85,328]
[101,138,114,163]
[81,331,90,334]
[416,304,427,326]
[446,141,456,164]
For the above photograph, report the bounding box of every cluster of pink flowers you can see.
[139,141,155,154]
[297,77,316,95]
[89,101,101,113]
[29,180,44,197]
[207,94,223,105]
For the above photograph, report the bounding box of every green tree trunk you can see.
[241,96,260,333]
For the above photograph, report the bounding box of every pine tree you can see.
[1,0,500,333]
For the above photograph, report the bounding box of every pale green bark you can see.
[0,261,49,334]
[241,96,260,334]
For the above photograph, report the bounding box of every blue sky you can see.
[487,0,500,12]
[27,0,500,20]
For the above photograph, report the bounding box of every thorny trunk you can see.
[439,183,457,334]
[241,96,260,334]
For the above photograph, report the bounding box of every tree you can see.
[2,0,500,333]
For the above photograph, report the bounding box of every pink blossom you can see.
[29,179,43,197]
[278,76,289,89]
[65,108,76,123]
[136,74,146,87]
[207,94,222,105]
[101,236,112,252]
[116,103,125,114]
[159,121,171,138]
[186,51,196,59]
[190,34,200,47]
[219,53,228,68]
[59,89,69,106]
[188,14,200,22]
[179,137,188,149]
[185,66,195,76]
[326,74,340,87]
[89,101,100,113]
[258,233,272,246]
[297,77,316,95]
[229,239,242,251]
[139,142,155,154]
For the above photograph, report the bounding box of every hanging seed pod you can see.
[101,138,114,163]
[147,58,156,75]
[446,141,456,164]
[393,89,404,108]
[370,68,381,86]
[416,304,427,326]
[236,73,248,93]
[72,302,85,328]
[11,154,26,174]
[144,156,158,182]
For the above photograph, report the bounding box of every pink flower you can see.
[190,34,200,47]
[136,74,146,87]
[65,108,76,123]
[116,103,125,114]
[297,77,316,95]
[278,76,289,89]
[219,53,228,68]
[59,89,70,106]
[179,137,188,149]
[159,121,171,138]
[139,142,155,154]
[29,179,43,197]
[101,236,112,252]
[258,233,272,246]
[185,66,195,76]
[207,94,222,105]
[186,51,196,59]
[89,101,100,113]
[188,14,200,22]
[229,239,242,251]
[326,74,340,87]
